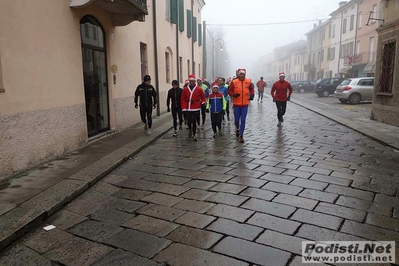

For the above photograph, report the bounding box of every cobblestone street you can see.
[1,97,399,266]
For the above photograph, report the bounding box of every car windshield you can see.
[340,79,351,86]
[316,79,322,84]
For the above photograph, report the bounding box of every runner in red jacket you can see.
[181,74,206,141]
[271,72,293,127]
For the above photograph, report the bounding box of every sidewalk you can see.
[1,97,399,253]
[0,113,173,252]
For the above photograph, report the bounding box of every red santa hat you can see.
[188,74,196,81]
[211,83,218,88]
[237,68,246,75]
[279,72,285,77]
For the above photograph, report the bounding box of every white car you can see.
[334,77,374,104]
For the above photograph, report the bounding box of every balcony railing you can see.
[344,52,376,66]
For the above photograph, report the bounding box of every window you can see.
[140,43,148,78]
[165,52,170,83]
[378,40,396,93]
[193,61,196,75]
[331,47,335,60]
[165,0,170,21]
[369,37,375,61]
[371,4,377,23]
[356,40,361,55]
[358,79,374,86]
[350,15,354,31]
[321,49,324,62]
[343,18,347,34]
[179,56,183,82]
[328,24,332,38]
[198,24,202,46]
[193,16,197,42]
[358,12,362,28]
[332,24,335,38]
[187,59,190,76]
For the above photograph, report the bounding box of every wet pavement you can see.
[1,95,399,266]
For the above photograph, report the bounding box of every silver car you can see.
[334,77,374,104]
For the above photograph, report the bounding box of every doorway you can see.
[80,16,110,137]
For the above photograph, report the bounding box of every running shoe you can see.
[192,135,197,141]
[173,131,177,137]
[277,122,282,127]
[144,123,148,131]
[236,129,240,137]
[146,129,151,134]
[239,136,244,142]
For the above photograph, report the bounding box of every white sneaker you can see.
[172,131,177,137]
[146,129,151,134]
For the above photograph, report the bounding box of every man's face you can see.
[189,80,196,87]
[279,76,285,82]
[217,79,223,86]
[144,80,151,85]
[172,84,178,89]
[238,73,245,81]
[212,87,218,93]
[197,79,202,86]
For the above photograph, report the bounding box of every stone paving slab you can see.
[92,249,161,266]
[0,244,54,266]
[154,243,249,266]
[166,225,223,249]
[247,212,300,235]
[105,229,171,258]
[213,236,291,266]
[122,215,179,237]
[206,218,263,241]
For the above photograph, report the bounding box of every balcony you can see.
[344,52,376,66]
[304,64,316,72]
[70,0,148,26]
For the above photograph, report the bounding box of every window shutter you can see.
[193,16,197,42]
[187,10,192,38]
[178,0,184,31]
[198,24,202,46]
[170,0,178,24]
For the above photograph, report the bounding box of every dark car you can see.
[314,78,345,97]
[292,81,316,93]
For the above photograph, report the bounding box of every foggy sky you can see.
[202,0,342,78]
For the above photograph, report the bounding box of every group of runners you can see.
[134,70,293,142]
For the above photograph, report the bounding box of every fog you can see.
[202,0,341,80]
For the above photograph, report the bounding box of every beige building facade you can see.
[0,0,205,180]
[371,0,399,126]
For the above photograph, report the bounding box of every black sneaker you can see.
[239,136,244,142]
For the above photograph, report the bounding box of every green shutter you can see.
[187,10,192,38]
[171,0,178,24]
[178,0,184,31]
[193,16,197,42]
[198,24,202,46]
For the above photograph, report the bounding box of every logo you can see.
[302,241,395,264]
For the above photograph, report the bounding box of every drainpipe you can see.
[352,2,360,78]
[337,10,344,77]
[152,0,160,116]
[176,16,180,85]
[191,0,194,74]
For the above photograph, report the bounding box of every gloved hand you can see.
[287,96,291,101]
[167,106,170,112]
[135,103,138,109]
[249,94,254,101]
[153,104,156,109]
[233,93,240,98]
[272,98,275,103]
[205,109,209,113]
[201,102,206,106]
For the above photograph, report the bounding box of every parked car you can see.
[314,78,345,97]
[334,77,374,104]
[292,81,316,93]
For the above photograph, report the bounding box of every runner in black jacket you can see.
[166,80,183,136]
[134,75,157,134]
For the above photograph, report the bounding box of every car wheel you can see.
[348,93,361,104]
[317,93,323,97]
[322,90,330,97]
[299,88,305,93]
[339,98,348,104]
